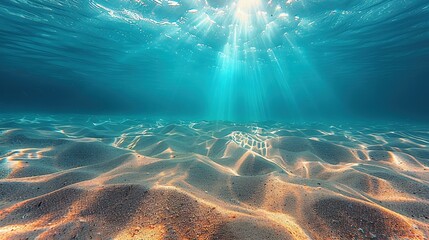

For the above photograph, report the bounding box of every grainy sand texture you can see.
[0,115,428,239]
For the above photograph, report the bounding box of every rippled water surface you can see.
[1,1,429,238]
[1,0,429,120]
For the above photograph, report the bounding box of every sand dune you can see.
[0,115,428,239]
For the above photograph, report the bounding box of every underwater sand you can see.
[0,115,428,239]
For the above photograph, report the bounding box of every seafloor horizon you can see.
[0,115,428,239]
[1,0,429,238]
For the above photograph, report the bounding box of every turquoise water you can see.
[1,2,429,238]
[1,0,428,121]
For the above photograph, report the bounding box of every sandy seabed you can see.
[0,115,428,240]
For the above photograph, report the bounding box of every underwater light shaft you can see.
[1,1,429,239]
[235,0,262,22]
[209,0,333,121]
[0,0,428,121]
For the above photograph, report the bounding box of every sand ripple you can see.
[0,116,428,239]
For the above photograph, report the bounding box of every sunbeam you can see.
[0,0,429,238]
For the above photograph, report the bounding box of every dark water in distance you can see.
[0,0,429,122]
[1,2,429,238]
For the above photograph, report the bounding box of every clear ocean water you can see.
[1,1,429,239]
[1,0,428,122]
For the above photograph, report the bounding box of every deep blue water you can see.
[0,0,428,122]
